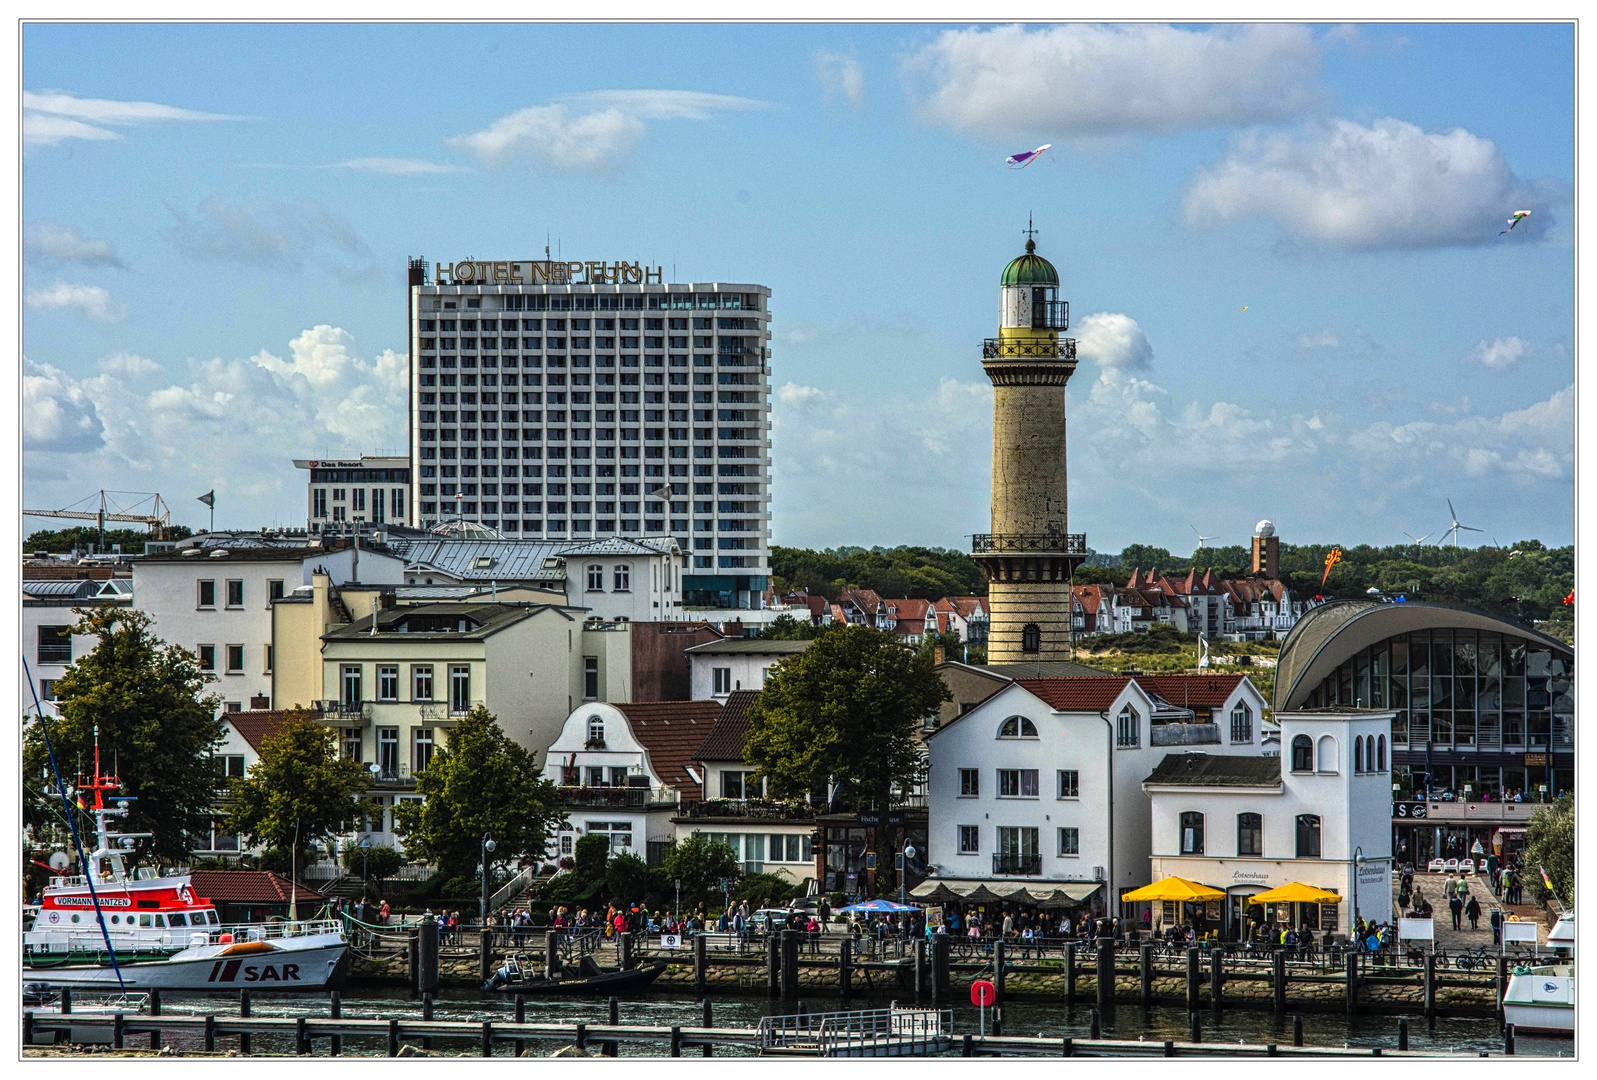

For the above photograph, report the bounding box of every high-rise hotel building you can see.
[406,257,773,609]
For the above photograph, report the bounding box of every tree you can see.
[757,613,828,641]
[23,607,225,862]
[744,625,950,888]
[391,705,566,899]
[1523,795,1573,907]
[25,524,193,554]
[340,840,407,881]
[661,833,741,909]
[227,710,373,869]
[603,849,653,904]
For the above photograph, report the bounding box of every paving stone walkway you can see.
[1392,871,1548,951]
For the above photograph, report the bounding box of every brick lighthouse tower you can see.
[973,228,1088,663]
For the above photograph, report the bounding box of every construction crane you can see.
[24,490,172,549]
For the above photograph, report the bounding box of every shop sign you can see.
[1392,802,1427,818]
[1524,753,1548,766]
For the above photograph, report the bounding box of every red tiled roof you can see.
[614,700,724,801]
[883,598,932,619]
[1134,673,1249,710]
[188,870,327,906]
[227,709,322,755]
[1015,676,1134,711]
[1071,586,1102,614]
[694,689,760,763]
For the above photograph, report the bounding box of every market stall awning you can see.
[909,879,1102,905]
[837,899,920,913]
[1121,876,1225,903]
[1246,882,1342,905]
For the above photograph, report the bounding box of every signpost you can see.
[661,934,683,949]
[971,980,995,1036]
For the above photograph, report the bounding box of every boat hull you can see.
[483,960,668,996]
[1502,969,1575,1036]
[24,934,348,991]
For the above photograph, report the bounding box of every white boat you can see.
[23,745,348,992]
[1501,912,1574,1036]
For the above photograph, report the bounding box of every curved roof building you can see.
[1272,599,1572,865]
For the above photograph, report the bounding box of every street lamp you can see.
[480,833,496,926]
[1353,845,1366,930]
[358,835,373,897]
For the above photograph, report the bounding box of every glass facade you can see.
[1306,628,1573,800]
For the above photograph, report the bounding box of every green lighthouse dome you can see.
[1000,238,1059,287]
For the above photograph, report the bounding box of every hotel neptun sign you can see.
[433,260,665,286]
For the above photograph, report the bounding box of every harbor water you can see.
[107,986,1571,1058]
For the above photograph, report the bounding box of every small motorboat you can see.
[482,953,668,996]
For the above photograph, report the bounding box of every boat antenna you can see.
[23,655,127,994]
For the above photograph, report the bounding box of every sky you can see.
[21,21,1576,556]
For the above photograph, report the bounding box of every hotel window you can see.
[958,825,980,855]
[958,768,979,796]
[1230,702,1253,743]
[313,489,327,517]
[998,769,1039,798]
[449,666,471,714]
[226,580,244,607]
[1295,814,1321,859]
[1237,813,1263,857]
[341,730,362,762]
[1058,827,1079,856]
[413,728,435,774]
[1057,770,1079,798]
[377,666,399,701]
[226,645,244,673]
[197,580,216,608]
[412,665,434,701]
[341,665,362,705]
[1180,811,1205,855]
[353,488,366,513]
[377,727,399,778]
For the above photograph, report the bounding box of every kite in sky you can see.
[1500,210,1532,235]
[1321,547,1342,587]
[1006,144,1051,169]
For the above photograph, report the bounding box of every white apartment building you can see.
[920,674,1269,915]
[1143,706,1396,939]
[293,455,412,532]
[407,257,772,610]
[685,638,811,699]
[22,577,133,716]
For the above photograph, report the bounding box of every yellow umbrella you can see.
[1246,882,1342,905]
[1121,876,1226,903]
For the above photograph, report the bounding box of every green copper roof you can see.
[1001,239,1059,286]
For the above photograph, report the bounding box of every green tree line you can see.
[26,525,193,554]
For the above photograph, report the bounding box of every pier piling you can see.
[1066,942,1078,1004]
[1061,1037,1073,1057]
[694,933,708,994]
[1096,937,1114,1008]
[330,991,341,1056]
[149,988,161,1050]
[766,934,780,997]
[1090,1008,1101,1039]
[670,1025,682,1057]
[575,1022,586,1051]
[995,940,1007,1005]
[1273,950,1287,1012]
[481,1020,492,1058]
[203,1015,215,1053]
[387,1018,399,1058]
[422,991,433,1051]
[933,934,950,999]
[514,994,526,1057]
[1424,953,1437,1019]
[1292,1014,1304,1047]
[546,931,558,981]
[1189,1011,1201,1043]
[1398,1018,1408,1051]
[839,937,852,999]
[113,1010,124,1049]
[1345,949,1358,1013]
[295,1016,308,1056]
[1139,943,1152,1008]
[702,1000,713,1057]
[240,991,251,1056]
[1504,1023,1515,1056]
[60,988,71,1015]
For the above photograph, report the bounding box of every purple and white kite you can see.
[1005,144,1051,169]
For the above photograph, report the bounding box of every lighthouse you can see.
[972,229,1088,663]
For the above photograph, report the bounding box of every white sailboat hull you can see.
[24,933,347,991]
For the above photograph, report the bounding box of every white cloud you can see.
[24,221,125,267]
[26,327,409,516]
[164,196,369,272]
[1468,336,1530,370]
[1075,312,1154,370]
[903,23,1319,140]
[816,50,867,111]
[1184,117,1549,249]
[325,157,464,175]
[96,352,162,377]
[449,90,772,171]
[25,282,127,322]
[24,359,107,452]
[23,89,243,145]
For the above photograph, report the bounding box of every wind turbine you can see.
[1440,499,1484,548]
[1401,530,1433,551]
[1190,524,1217,549]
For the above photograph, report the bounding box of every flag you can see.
[197,490,215,507]
[1540,865,1555,891]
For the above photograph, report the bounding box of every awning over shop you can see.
[909,879,1102,906]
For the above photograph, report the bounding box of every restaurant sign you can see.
[1392,802,1427,819]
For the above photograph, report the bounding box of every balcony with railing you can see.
[678,799,818,821]
[982,338,1077,361]
[992,853,1042,876]
[972,532,1089,556]
[557,785,678,809]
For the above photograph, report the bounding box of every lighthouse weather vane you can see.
[1023,214,1039,243]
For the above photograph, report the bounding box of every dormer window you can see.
[998,715,1038,738]
[586,716,604,747]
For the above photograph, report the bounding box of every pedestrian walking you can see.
[1489,908,1503,945]
[1465,894,1481,930]
[1448,891,1464,931]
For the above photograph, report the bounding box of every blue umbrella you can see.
[837,899,920,913]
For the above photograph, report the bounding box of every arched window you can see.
[1290,734,1313,772]
[1295,814,1321,858]
[998,715,1039,738]
[1021,623,1041,653]
[586,715,604,744]
[1116,705,1141,748]
[1317,734,1338,773]
[1229,702,1253,743]
[1237,812,1262,857]
[1354,736,1365,773]
[1180,812,1205,855]
[1377,734,1387,772]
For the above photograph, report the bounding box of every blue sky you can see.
[22,21,1575,555]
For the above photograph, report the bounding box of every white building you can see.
[22,577,133,717]
[408,257,772,609]
[293,455,412,532]
[685,638,811,699]
[1142,706,1397,940]
[920,674,1269,915]
[540,700,721,866]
